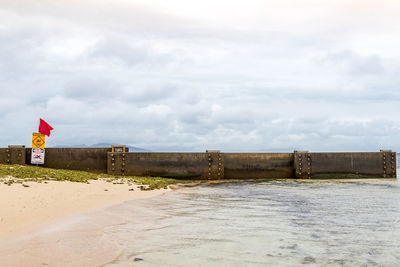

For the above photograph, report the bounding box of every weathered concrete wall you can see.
[294,152,397,179]
[26,148,111,173]
[0,146,25,165]
[108,151,395,179]
[107,152,294,179]
[0,145,397,179]
[224,153,294,179]
[108,152,210,179]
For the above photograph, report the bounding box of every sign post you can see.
[31,132,45,165]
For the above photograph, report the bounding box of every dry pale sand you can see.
[0,179,168,240]
[0,179,170,266]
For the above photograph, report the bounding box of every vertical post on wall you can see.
[294,150,311,179]
[380,150,396,178]
[6,147,10,164]
[206,150,224,179]
[108,145,128,176]
[108,152,120,175]
[393,152,397,178]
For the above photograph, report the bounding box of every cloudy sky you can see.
[1,0,400,152]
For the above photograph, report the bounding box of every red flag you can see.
[39,118,54,137]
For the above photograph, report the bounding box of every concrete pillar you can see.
[107,152,125,176]
[294,150,311,179]
[206,150,224,179]
[6,145,26,165]
[380,150,396,178]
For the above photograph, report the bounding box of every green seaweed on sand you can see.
[0,164,193,190]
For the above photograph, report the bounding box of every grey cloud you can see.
[319,50,385,75]
[1,1,400,152]
[121,84,179,103]
[86,38,172,67]
[63,76,116,100]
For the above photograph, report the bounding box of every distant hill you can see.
[258,148,295,152]
[53,143,151,152]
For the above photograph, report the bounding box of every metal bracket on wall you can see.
[6,148,10,164]
[206,150,224,179]
[110,153,115,175]
[294,150,311,179]
[112,145,127,153]
[380,150,396,178]
[121,153,126,176]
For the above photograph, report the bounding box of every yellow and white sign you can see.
[32,132,45,148]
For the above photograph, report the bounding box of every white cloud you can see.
[0,0,400,151]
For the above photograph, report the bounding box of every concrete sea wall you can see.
[108,152,209,178]
[106,150,396,179]
[224,153,294,179]
[294,151,396,179]
[27,148,112,173]
[1,146,110,173]
[0,145,397,179]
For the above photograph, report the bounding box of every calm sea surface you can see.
[104,177,400,266]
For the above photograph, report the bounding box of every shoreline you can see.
[0,179,172,266]
[0,179,170,241]
[0,178,398,266]
[1,176,396,241]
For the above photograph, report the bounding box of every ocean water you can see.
[104,178,400,266]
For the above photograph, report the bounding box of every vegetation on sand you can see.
[0,164,190,190]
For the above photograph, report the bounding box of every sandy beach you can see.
[0,179,168,240]
[0,178,170,266]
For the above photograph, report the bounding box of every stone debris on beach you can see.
[138,185,151,191]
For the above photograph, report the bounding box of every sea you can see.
[101,175,400,266]
[3,171,399,266]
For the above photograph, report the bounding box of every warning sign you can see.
[31,148,45,164]
[32,132,45,148]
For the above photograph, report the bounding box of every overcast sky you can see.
[1,0,400,152]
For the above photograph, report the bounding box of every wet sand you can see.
[0,179,168,240]
[0,179,170,266]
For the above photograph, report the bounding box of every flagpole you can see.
[38,117,41,167]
